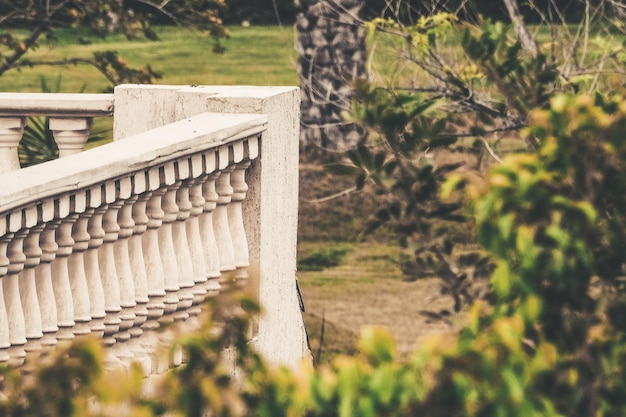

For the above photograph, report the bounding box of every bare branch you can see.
[0,25,48,77]
[304,186,359,204]
[502,0,538,57]
[14,58,118,85]
[132,0,180,25]
[481,138,503,163]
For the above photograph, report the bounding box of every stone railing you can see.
[0,85,309,374]
[0,93,115,173]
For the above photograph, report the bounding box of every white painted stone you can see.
[5,230,27,365]
[98,205,122,346]
[133,172,147,195]
[229,161,251,271]
[36,222,60,348]
[186,178,208,311]
[50,117,93,158]
[8,211,22,233]
[24,206,38,228]
[218,145,230,170]
[20,225,44,354]
[41,199,55,222]
[200,173,222,290]
[0,93,113,117]
[232,141,245,164]
[0,86,307,373]
[85,209,106,337]
[114,196,138,346]
[143,189,166,327]
[58,194,71,219]
[0,112,267,213]
[190,154,203,178]
[0,237,11,363]
[173,183,194,319]
[0,117,26,174]
[213,167,236,272]
[247,136,260,159]
[69,213,93,336]
[130,193,150,329]
[159,184,180,317]
[52,216,78,341]
[114,85,308,369]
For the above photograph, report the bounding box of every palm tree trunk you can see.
[502,0,538,57]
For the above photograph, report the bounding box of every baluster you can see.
[141,183,168,375]
[69,202,93,337]
[20,224,44,354]
[128,185,151,374]
[36,221,60,349]
[200,167,222,295]
[4,229,27,365]
[0,116,26,173]
[160,183,181,319]
[173,165,195,320]
[129,174,150,336]
[214,164,237,274]
[229,159,252,280]
[114,192,138,349]
[98,202,122,347]
[51,214,78,342]
[50,117,93,158]
[5,229,28,365]
[84,199,106,337]
[187,175,209,314]
[159,163,180,320]
[143,187,166,328]
[0,234,12,363]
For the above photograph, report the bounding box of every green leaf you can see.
[441,174,465,199]
[491,261,512,298]
[358,326,396,365]
[470,126,486,136]
[430,118,447,135]
[501,368,524,405]
[429,135,458,148]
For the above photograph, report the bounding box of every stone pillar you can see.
[113,85,310,370]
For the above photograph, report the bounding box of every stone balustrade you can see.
[0,93,114,173]
[0,86,310,375]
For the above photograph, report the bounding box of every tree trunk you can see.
[295,0,368,151]
[502,0,538,57]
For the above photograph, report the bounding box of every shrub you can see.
[297,245,353,271]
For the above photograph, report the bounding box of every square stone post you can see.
[113,85,309,370]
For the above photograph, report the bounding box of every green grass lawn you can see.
[0,25,299,93]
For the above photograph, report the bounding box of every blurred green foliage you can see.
[297,245,353,271]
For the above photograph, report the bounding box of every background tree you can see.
[0,0,228,90]
[295,0,369,151]
[325,0,626,314]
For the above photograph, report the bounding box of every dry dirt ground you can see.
[297,147,465,363]
[297,243,461,364]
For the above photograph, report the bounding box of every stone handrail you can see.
[0,110,266,373]
[0,86,309,376]
[0,93,115,173]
